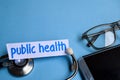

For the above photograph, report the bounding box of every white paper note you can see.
[6,39,69,60]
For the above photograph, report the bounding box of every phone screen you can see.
[82,45,120,80]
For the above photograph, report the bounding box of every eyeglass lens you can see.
[87,25,115,48]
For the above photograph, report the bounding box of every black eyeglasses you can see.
[82,20,120,50]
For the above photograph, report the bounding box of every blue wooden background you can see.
[0,0,120,80]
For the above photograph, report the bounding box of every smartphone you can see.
[78,44,120,80]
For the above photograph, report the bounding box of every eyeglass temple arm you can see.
[87,26,118,38]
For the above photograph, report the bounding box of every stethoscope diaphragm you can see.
[8,59,34,77]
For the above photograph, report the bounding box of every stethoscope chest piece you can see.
[8,59,34,77]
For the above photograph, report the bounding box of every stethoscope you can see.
[0,48,78,80]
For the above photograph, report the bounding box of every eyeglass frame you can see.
[82,20,120,50]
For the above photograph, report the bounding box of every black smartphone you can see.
[78,44,120,80]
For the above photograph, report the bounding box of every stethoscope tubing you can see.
[66,54,78,80]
